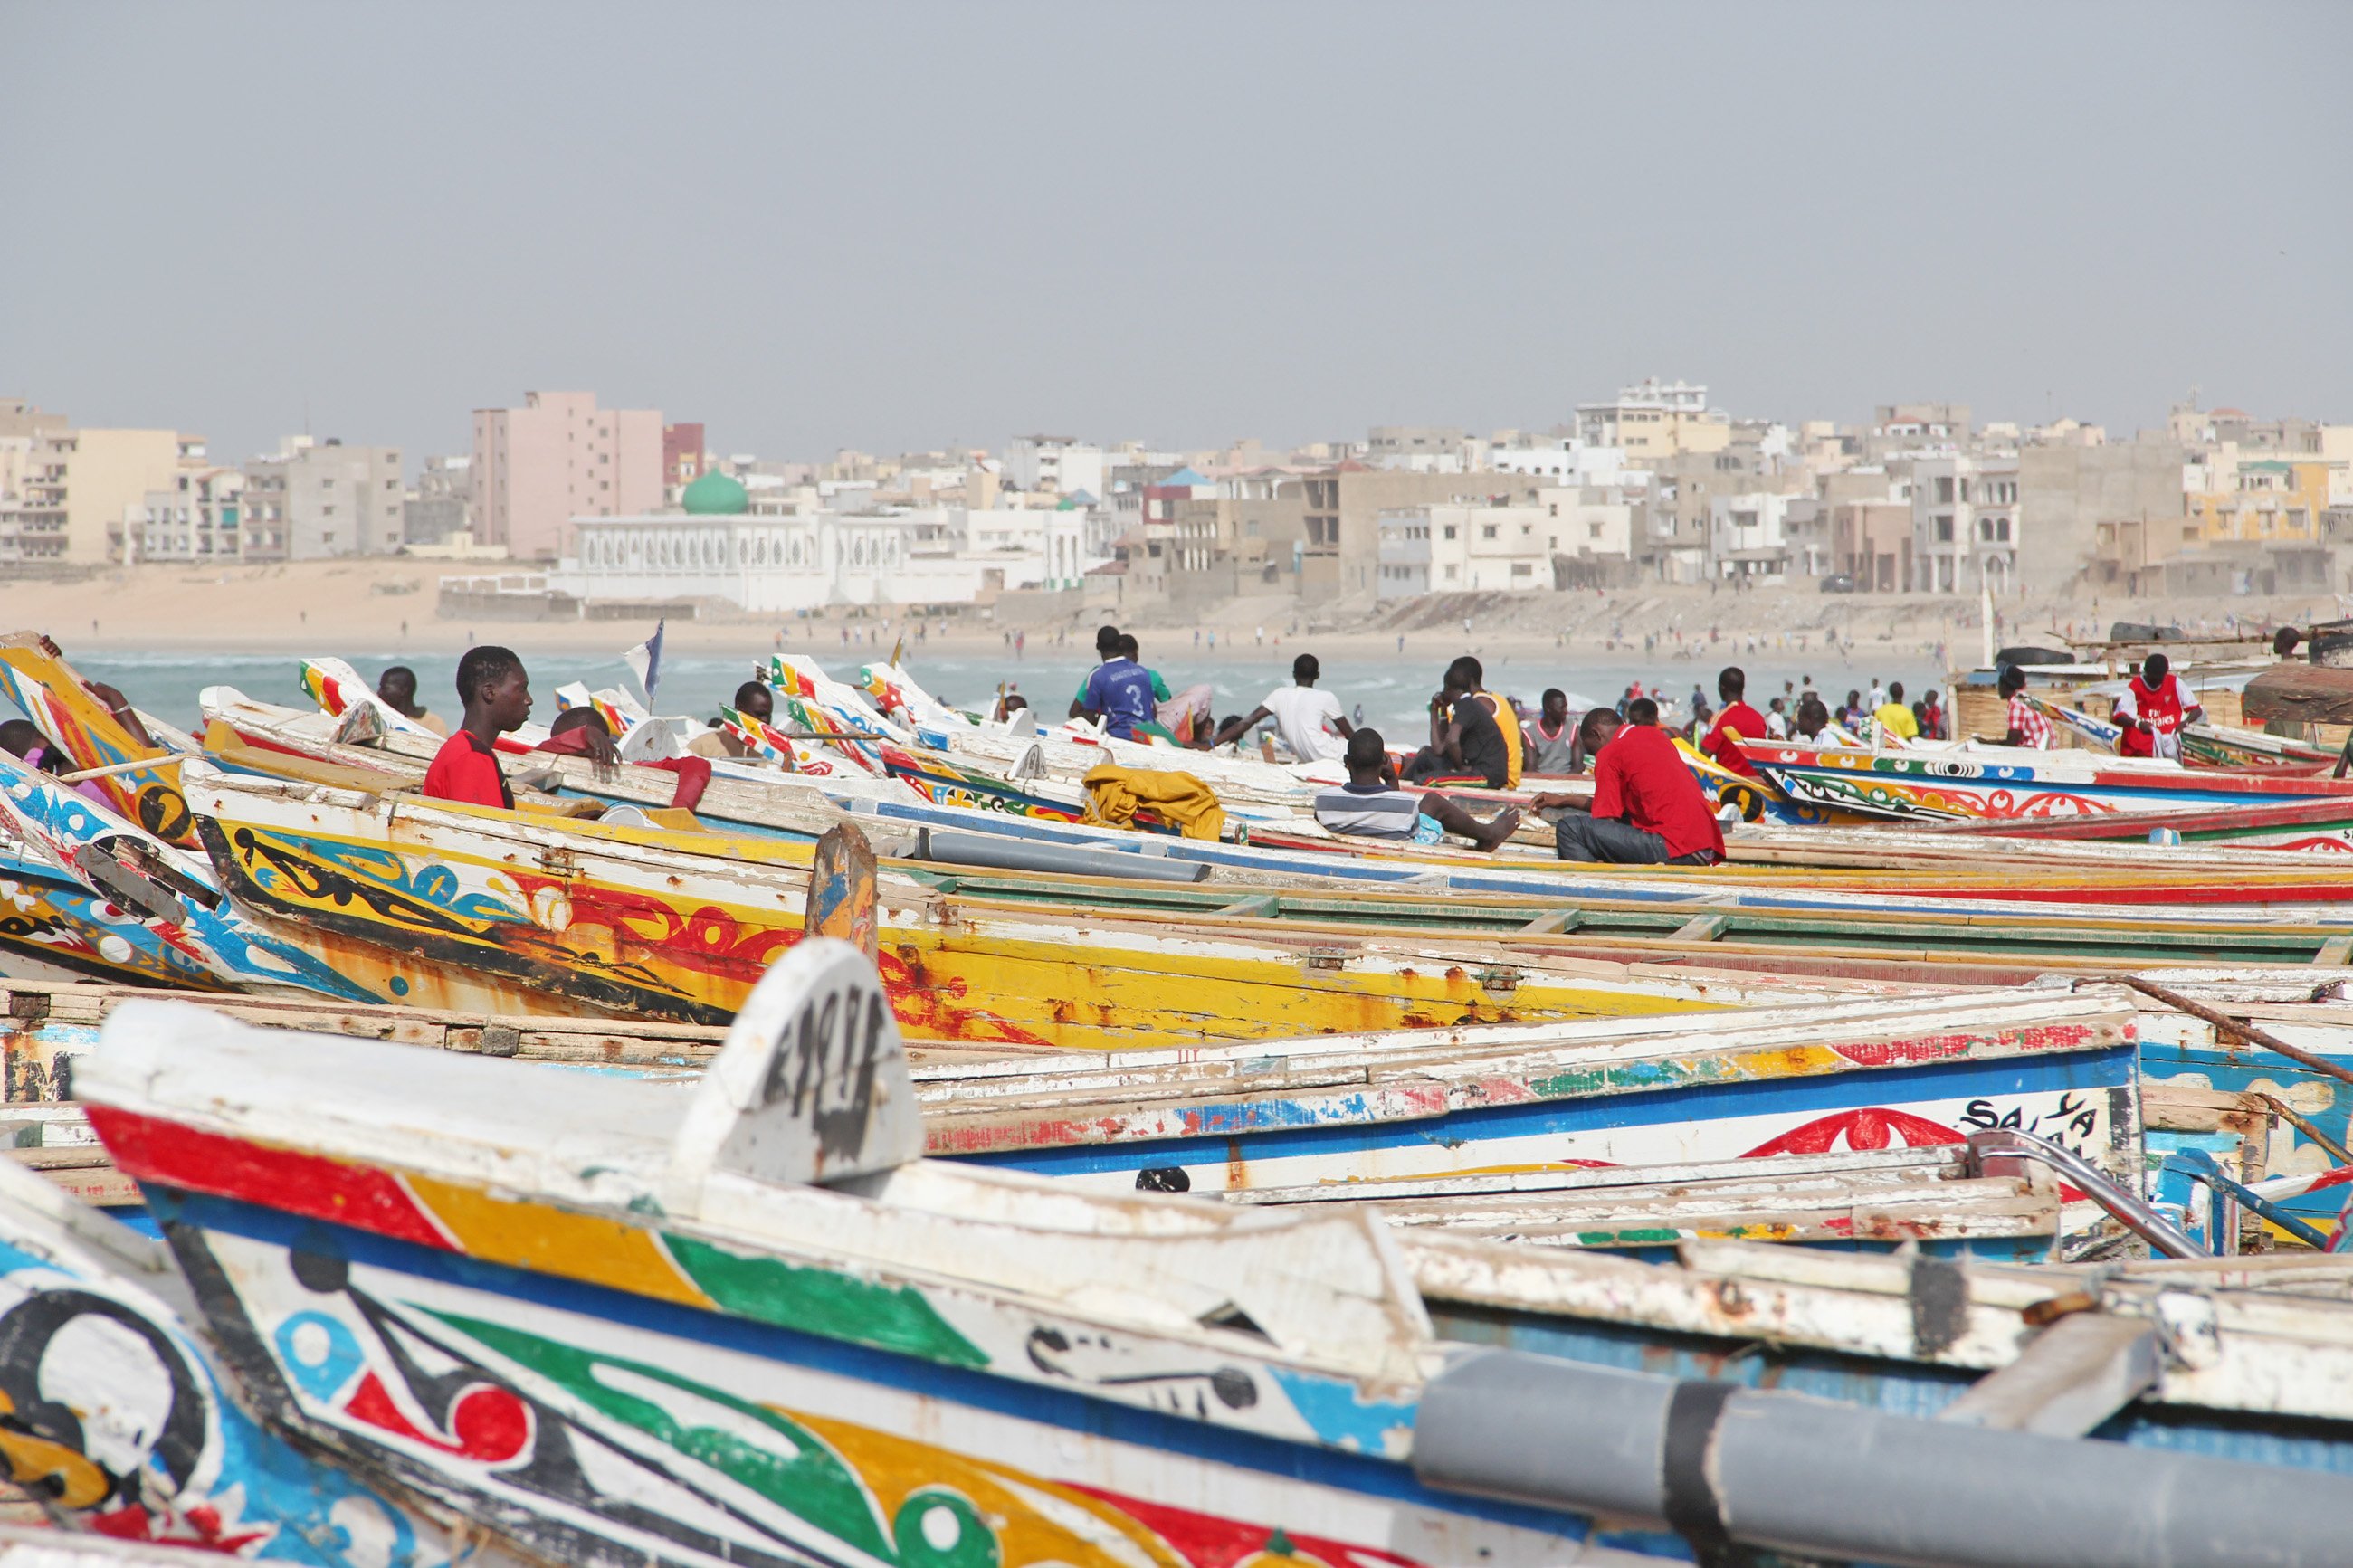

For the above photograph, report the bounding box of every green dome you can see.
[681,470,749,515]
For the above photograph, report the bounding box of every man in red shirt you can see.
[1534,700,1726,866]
[1698,665,1767,779]
[423,645,532,808]
[2113,652,2201,760]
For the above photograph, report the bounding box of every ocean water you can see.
[65,643,1939,741]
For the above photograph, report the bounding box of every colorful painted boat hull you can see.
[1744,738,2353,825]
[148,1188,1592,1568]
[0,1159,500,1563]
[186,768,1753,1045]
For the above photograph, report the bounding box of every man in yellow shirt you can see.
[1872,680,1920,744]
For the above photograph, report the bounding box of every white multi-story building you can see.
[552,500,1099,613]
[1492,437,1631,487]
[1538,484,1641,563]
[138,467,247,561]
[1911,453,2019,594]
[1708,490,1796,579]
[1375,502,1553,599]
[1003,435,1105,498]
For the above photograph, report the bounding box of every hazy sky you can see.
[5,3,2348,469]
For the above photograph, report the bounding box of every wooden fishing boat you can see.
[0,752,379,1003]
[0,971,2141,1261]
[0,823,234,991]
[36,955,2352,1568]
[1914,793,2353,851]
[182,763,1825,1042]
[0,1153,522,1561]
[0,633,196,846]
[1739,736,2353,825]
[203,673,2353,910]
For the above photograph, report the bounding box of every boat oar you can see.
[2103,973,2353,1089]
[57,755,181,784]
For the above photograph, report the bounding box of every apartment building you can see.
[0,423,200,565]
[137,467,246,561]
[472,391,662,560]
[404,456,472,546]
[1003,435,1105,498]
[1298,466,1538,598]
[1574,379,1729,461]
[1375,501,1553,599]
[2186,455,2333,543]
[284,439,404,558]
[1910,453,2018,594]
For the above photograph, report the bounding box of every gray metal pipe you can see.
[916,828,1211,884]
[1413,1349,2349,1568]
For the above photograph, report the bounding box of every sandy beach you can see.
[13,557,2339,668]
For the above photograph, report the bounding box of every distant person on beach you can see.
[423,644,530,809]
[2112,653,2201,760]
[689,679,775,758]
[1873,681,1920,743]
[1699,666,1767,779]
[1401,657,1510,790]
[1533,700,1725,866]
[1524,689,1576,775]
[1765,697,1791,739]
[1213,653,1352,762]
[376,666,448,736]
[1977,664,2053,748]
[1843,689,1865,729]
[1314,729,1522,851]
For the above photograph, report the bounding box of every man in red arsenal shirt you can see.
[423,645,532,808]
[1533,700,1726,866]
[2113,652,2201,761]
[1698,664,1767,780]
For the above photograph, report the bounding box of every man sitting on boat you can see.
[2112,653,2201,761]
[1074,634,1160,741]
[1977,664,2053,749]
[1535,700,1726,867]
[1213,653,1354,762]
[422,645,533,809]
[1313,729,1522,851]
[1699,665,1767,779]
[1402,657,1513,789]
[375,666,448,736]
[688,680,776,758]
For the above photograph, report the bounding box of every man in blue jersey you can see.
[1079,641,1159,739]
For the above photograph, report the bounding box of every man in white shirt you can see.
[1213,653,1353,762]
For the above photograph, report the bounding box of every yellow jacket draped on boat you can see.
[1080,763,1226,841]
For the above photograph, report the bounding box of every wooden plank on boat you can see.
[1672,912,1731,942]
[1520,909,1583,935]
[2315,934,2353,967]
[1217,893,1283,917]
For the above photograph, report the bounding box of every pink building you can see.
[472,391,662,560]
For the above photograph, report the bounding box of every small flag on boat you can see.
[624,620,666,704]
